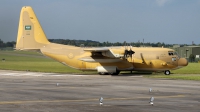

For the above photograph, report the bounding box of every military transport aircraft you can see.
[15,6,188,75]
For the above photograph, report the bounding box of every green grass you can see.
[2,50,42,55]
[0,50,200,80]
[0,50,94,74]
[145,63,200,81]
[172,63,200,74]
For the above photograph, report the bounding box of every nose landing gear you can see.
[164,70,170,75]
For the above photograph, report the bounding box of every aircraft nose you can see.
[178,58,188,66]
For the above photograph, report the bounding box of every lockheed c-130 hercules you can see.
[15,6,188,75]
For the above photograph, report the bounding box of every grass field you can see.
[0,50,200,80]
[143,63,200,81]
[0,50,94,74]
[172,63,200,74]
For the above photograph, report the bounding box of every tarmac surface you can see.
[0,70,200,112]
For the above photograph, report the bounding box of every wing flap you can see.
[84,48,109,52]
[84,48,122,58]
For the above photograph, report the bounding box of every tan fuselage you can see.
[40,43,183,72]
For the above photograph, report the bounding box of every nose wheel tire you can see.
[164,70,170,75]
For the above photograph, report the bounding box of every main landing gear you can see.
[164,70,170,75]
[98,70,120,75]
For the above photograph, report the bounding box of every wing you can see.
[84,47,122,58]
[79,47,123,63]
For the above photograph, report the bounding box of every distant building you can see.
[140,45,152,47]
[174,46,200,62]
[173,44,180,48]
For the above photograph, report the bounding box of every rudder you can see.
[16,6,50,50]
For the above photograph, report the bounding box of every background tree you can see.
[0,39,5,47]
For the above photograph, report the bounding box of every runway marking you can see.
[0,86,78,91]
[0,95,185,105]
[101,95,185,101]
[0,71,86,77]
[0,70,144,77]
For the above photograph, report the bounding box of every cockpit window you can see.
[168,51,174,56]
[168,51,177,56]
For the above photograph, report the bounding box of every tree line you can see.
[0,39,16,48]
[48,39,175,48]
[0,38,198,48]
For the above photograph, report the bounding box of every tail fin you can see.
[16,6,50,50]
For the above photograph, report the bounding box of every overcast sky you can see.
[0,0,200,44]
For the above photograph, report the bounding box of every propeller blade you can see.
[123,44,135,59]
[140,53,145,63]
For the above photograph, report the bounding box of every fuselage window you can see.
[174,52,180,59]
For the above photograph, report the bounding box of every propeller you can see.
[123,41,135,59]
[129,46,135,59]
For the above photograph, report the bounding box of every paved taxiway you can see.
[0,70,199,112]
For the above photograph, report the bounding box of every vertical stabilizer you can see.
[16,6,50,50]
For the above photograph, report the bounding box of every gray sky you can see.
[0,0,200,44]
